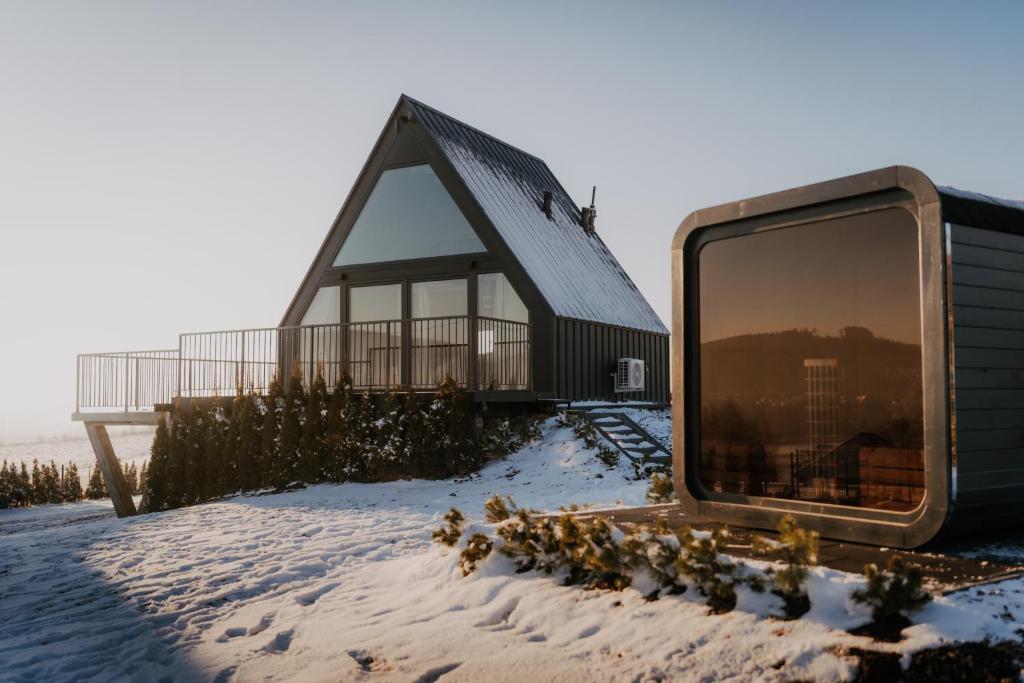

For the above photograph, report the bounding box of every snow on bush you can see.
[436,498,839,620]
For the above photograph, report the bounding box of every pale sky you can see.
[1,1,1022,441]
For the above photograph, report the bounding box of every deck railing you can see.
[76,350,180,412]
[76,317,530,411]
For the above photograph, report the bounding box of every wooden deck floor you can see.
[571,504,1024,594]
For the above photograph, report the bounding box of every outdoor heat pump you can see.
[615,358,646,392]
[671,166,1024,549]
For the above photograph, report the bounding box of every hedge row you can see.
[142,373,479,512]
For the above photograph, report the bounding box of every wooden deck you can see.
[572,504,1024,594]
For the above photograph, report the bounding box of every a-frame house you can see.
[71,95,668,516]
[280,95,669,404]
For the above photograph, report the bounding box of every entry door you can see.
[348,283,402,388]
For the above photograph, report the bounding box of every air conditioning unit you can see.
[614,358,645,392]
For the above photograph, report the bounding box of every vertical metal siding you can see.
[951,223,1024,509]
[552,317,669,403]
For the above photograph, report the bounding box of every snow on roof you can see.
[937,185,1024,234]
[406,97,668,335]
[938,185,1024,213]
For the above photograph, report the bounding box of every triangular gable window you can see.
[333,164,485,266]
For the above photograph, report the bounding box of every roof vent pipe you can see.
[581,185,597,233]
[542,191,553,218]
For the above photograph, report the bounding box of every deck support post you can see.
[83,422,138,518]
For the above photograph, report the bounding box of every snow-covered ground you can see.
[1,412,1023,682]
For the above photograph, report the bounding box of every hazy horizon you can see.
[2,1,1023,442]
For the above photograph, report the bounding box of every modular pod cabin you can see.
[73,96,668,515]
[672,165,1024,548]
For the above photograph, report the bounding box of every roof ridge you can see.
[401,95,547,165]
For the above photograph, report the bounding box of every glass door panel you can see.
[348,283,402,388]
[411,279,468,387]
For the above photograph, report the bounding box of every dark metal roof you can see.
[404,96,668,335]
[938,185,1024,235]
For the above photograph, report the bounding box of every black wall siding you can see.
[552,317,669,403]
[951,223,1024,507]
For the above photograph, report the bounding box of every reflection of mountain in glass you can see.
[701,326,923,448]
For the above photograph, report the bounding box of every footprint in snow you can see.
[294,581,339,606]
[261,629,293,654]
[247,613,275,636]
[413,662,462,683]
[216,627,248,643]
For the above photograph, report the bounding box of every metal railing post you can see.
[124,354,129,413]
[468,315,478,391]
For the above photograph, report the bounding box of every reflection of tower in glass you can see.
[804,358,841,458]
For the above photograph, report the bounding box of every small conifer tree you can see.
[183,403,208,505]
[677,528,738,614]
[43,462,63,503]
[646,473,675,504]
[372,386,407,482]
[278,369,307,486]
[852,555,931,638]
[138,460,149,503]
[144,417,171,512]
[339,389,374,482]
[299,371,330,484]
[16,462,31,507]
[753,515,818,619]
[0,462,13,508]
[203,397,229,500]
[124,462,139,496]
[63,462,84,502]
[423,376,477,478]
[432,508,465,547]
[260,376,285,488]
[165,407,189,508]
[324,373,353,483]
[219,395,243,494]
[30,460,44,505]
[85,464,107,500]
[236,390,265,491]
[402,389,428,479]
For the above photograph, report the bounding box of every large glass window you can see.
[301,286,341,325]
[349,283,402,322]
[697,209,924,512]
[411,279,468,319]
[296,286,342,384]
[478,273,528,323]
[333,164,486,267]
[411,279,468,387]
[348,284,402,388]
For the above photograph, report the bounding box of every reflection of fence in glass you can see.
[699,441,924,512]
